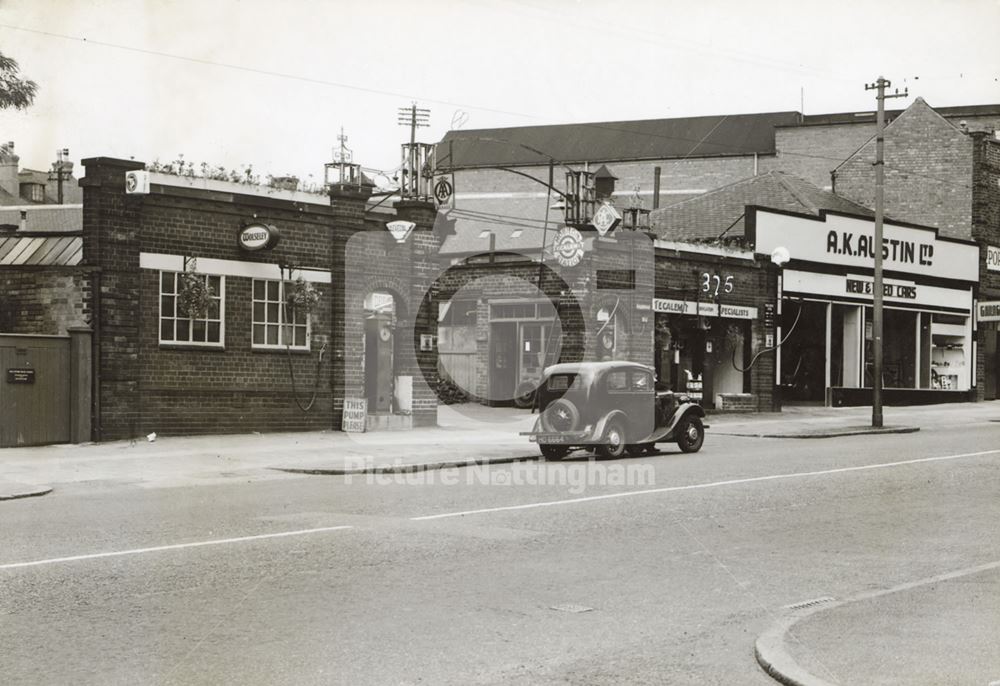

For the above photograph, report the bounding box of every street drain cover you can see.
[783,596,835,611]
[550,604,594,614]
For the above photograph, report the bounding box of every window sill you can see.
[251,346,313,355]
[159,343,227,352]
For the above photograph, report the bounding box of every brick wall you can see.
[0,268,91,334]
[973,135,1000,399]
[83,160,441,440]
[832,98,975,240]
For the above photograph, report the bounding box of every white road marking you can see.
[0,525,354,570]
[410,449,1000,521]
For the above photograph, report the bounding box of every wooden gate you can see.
[0,335,71,447]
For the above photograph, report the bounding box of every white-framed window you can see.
[252,279,310,349]
[159,271,224,346]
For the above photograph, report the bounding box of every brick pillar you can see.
[80,157,145,441]
[394,199,441,427]
[68,326,92,443]
[329,183,372,429]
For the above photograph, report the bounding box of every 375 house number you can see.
[701,273,735,296]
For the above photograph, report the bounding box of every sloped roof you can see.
[787,102,1000,128]
[650,171,872,243]
[0,234,82,265]
[0,205,82,232]
[438,111,803,168]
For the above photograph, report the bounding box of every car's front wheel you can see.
[596,419,627,460]
[540,444,570,460]
[676,416,705,453]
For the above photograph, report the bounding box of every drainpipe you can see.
[19,210,26,231]
[652,167,661,210]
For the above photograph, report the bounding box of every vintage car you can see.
[522,361,707,459]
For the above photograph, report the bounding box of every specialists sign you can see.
[237,223,280,251]
[652,298,758,320]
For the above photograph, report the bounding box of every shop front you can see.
[750,207,980,406]
[978,299,1000,400]
[652,241,778,412]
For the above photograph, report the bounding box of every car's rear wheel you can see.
[540,444,570,460]
[676,416,705,453]
[596,419,627,460]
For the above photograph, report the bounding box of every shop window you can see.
[159,272,224,346]
[251,279,309,350]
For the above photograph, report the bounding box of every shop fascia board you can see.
[139,252,330,283]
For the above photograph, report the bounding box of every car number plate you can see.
[539,435,568,444]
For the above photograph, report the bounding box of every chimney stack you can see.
[0,141,19,199]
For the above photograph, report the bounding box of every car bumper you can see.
[520,431,594,445]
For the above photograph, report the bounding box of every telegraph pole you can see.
[397,104,429,197]
[864,76,907,427]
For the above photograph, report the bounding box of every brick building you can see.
[831,98,1000,399]
[0,142,81,206]
[68,157,444,441]
[434,98,1000,410]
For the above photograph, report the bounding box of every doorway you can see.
[364,291,396,414]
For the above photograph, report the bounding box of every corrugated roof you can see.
[0,234,82,265]
[0,205,82,232]
[650,171,872,243]
[438,111,803,168]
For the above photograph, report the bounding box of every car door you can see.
[628,368,655,439]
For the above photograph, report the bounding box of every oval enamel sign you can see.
[238,223,280,251]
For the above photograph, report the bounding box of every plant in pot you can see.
[177,259,215,319]
[286,276,320,317]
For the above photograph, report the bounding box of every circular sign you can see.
[434,178,453,204]
[554,227,585,267]
[125,173,138,193]
[238,223,280,251]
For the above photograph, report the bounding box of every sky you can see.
[1,0,998,185]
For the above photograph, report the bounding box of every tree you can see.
[0,51,38,111]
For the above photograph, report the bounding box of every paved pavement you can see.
[2,402,1000,684]
[3,401,992,499]
[758,562,1000,686]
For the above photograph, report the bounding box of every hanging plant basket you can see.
[286,276,320,315]
[178,259,215,319]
